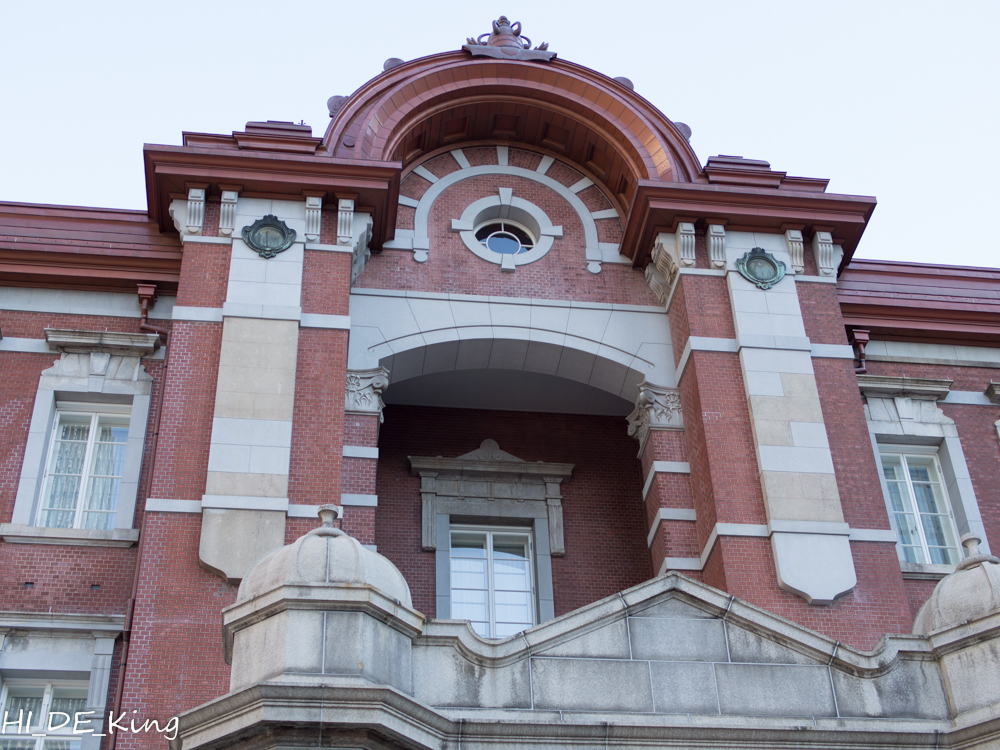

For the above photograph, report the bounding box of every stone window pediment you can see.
[408,439,573,556]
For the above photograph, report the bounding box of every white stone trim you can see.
[304,242,354,253]
[300,313,351,330]
[343,446,379,459]
[342,493,378,507]
[791,274,838,284]
[0,523,140,547]
[590,208,619,220]
[0,286,177,319]
[0,336,54,354]
[675,336,739,381]
[405,164,606,271]
[350,286,664,313]
[642,460,692,499]
[146,497,340,519]
[865,340,1000,368]
[172,305,224,322]
[180,234,232,245]
[413,165,439,183]
[454,190,563,270]
[201,495,289,511]
[942,391,997,406]
[222,302,302,321]
[678,268,727,277]
[399,195,420,208]
[569,177,593,193]
[450,149,471,169]
[496,146,508,166]
[146,498,202,513]
[810,343,855,359]
[658,522,900,575]
[646,508,697,547]
[536,155,554,174]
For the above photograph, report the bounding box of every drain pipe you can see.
[109,284,171,750]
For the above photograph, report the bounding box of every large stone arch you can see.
[347,289,674,408]
[322,52,702,195]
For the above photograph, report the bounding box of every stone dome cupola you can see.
[912,534,1000,636]
[236,505,411,607]
[223,505,422,695]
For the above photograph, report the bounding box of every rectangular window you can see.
[881,449,961,565]
[0,681,87,750]
[450,526,536,639]
[37,405,130,531]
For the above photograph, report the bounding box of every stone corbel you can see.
[707,224,726,269]
[345,367,389,423]
[305,194,323,242]
[185,186,207,235]
[337,197,355,246]
[811,229,842,276]
[219,187,240,236]
[676,222,696,266]
[650,232,680,290]
[626,381,684,457]
[644,263,670,308]
[784,228,804,273]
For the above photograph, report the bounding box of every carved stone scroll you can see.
[345,367,389,423]
[626,381,684,456]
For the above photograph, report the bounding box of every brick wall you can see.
[374,405,651,619]
[356,149,659,307]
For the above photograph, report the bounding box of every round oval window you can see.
[475,221,534,255]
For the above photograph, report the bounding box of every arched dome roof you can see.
[322,26,703,202]
[913,535,1000,636]
[237,506,412,608]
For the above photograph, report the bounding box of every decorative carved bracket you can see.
[219,189,239,236]
[305,195,323,242]
[345,367,389,423]
[186,187,206,235]
[784,229,804,273]
[337,198,355,246]
[409,439,574,556]
[627,381,684,456]
[707,224,726,269]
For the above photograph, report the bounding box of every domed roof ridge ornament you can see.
[463,16,556,62]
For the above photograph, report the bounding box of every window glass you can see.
[474,221,535,255]
[450,527,535,638]
[1,683,87,750]
[39,412,129,530]
[881,451,960,565]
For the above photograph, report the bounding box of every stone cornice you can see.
[857,374,953,400]
[44,328,161,356]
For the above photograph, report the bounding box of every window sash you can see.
[38,411,129,531]
[0,680,87,750]
[881,451,960,565]
[450,526,535,638]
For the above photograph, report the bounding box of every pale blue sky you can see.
[1,0,997,266]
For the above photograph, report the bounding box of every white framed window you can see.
[449,525,536,639]
[879,446,962,565]
[0,679,88,750]
[36,404,131,531]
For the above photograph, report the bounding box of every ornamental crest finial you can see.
[464,16,555,62]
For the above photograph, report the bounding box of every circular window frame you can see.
[473,218,536,256]
[452,190,563,271]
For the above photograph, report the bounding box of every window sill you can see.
[900,561,955,580]
[0,523,139,548]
